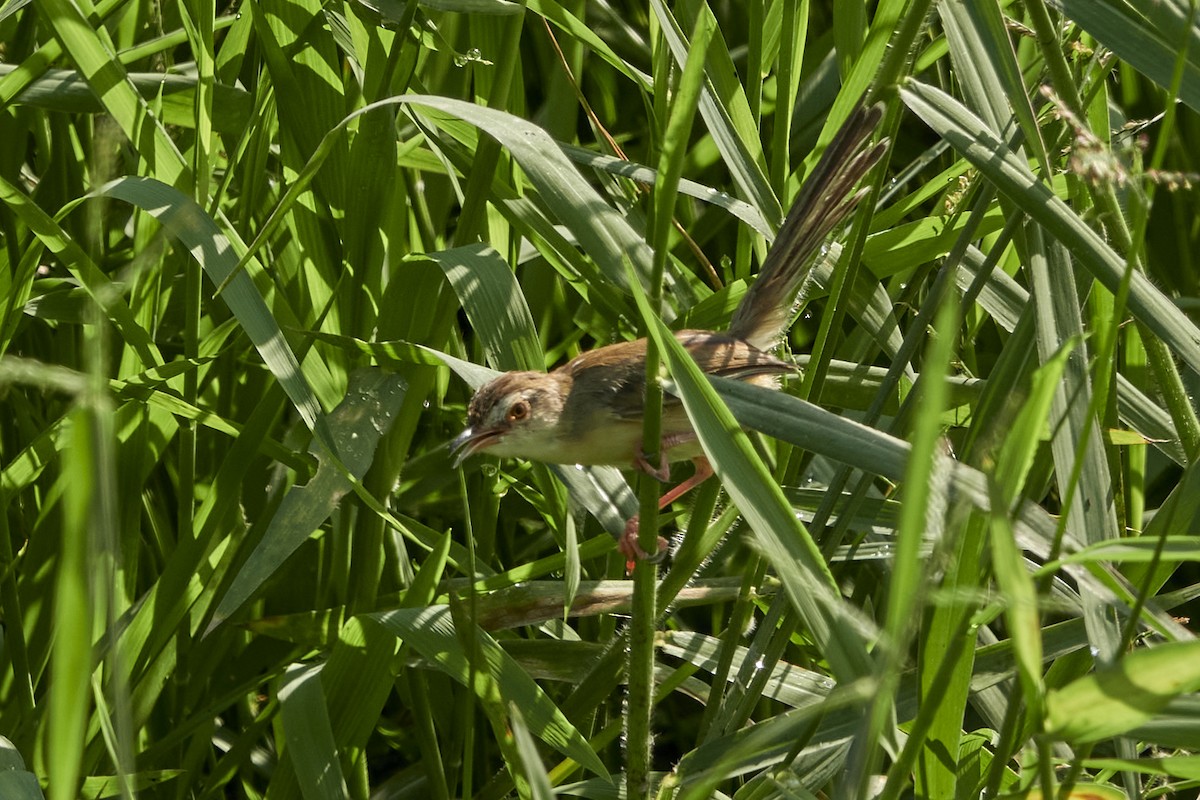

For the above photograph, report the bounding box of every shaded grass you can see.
[1,1,1199,798]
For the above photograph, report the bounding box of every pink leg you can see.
[655,456,713,507]
[619,457,714,571]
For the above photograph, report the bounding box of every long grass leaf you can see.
[902,81,1200,376]
[370,606,611,780]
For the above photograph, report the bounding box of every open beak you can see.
[449,426,502,468]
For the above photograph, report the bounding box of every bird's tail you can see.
[728,102,886,350]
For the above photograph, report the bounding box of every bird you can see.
[451,103,886,567]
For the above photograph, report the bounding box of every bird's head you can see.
[450,371,567,466]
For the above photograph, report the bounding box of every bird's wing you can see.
[560,339,653,423]
[560,332,791,424]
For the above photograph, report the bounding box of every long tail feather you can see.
[729,103,886,349]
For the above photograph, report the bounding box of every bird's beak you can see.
[449,425,501,468]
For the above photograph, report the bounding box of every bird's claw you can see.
[634,451,671,483]
[619,516,667,574]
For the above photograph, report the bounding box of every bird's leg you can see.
[619,456,715,571]
[656,456,715,507]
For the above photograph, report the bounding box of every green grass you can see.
[2,0,1200,798]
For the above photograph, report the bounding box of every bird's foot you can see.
[619,516,667,574]
[634,451,671,482]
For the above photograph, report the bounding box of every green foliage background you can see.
[1,0,1200,798]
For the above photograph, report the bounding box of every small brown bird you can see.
[452,103,886,565]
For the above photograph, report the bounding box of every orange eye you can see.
[506,400,529,423]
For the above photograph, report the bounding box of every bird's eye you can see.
[506,400,530,423]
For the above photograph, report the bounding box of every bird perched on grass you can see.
[452,103,886,566]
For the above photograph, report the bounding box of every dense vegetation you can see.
[2,0,1200,797]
